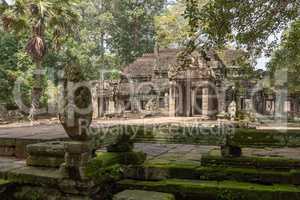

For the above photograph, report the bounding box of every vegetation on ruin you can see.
[118,178,300,200]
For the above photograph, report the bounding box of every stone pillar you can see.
[98,96,105,117]
[108,97,115,114]
[169,81,176,117]
[92,91,99,119]
[202,87,210,117]
[164,92,169,108]
[59,141,95,198]
[130,96,139,112]
[217,86,226,113]
[275,89,288,122]
[191,88,195,116]
[92,100,98,119]
[61,141,92,181]
[185,78,192,117]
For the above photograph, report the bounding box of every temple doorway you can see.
[194,89,203,115]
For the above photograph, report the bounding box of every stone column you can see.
[62,141,92,181]
[130,96,139,112]
[98,96,105,117]
[185,77,192,117]
[91,86,99,119]
[169,81,176,117]
[92,97,99,119]
[59,141,95,197]
[202,87,210,117]
[164,92,169,108]
[108,97,115,114]
[191,88,195,116]
[217,86,226,113]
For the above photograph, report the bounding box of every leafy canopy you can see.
[184,0,300,54]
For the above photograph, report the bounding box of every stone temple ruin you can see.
[0,48,300,200]
[91,48,300,120]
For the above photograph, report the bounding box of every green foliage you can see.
[106,0,166,65]
[0,30,68,109]
[0,0,169,112]
[85,152,124,200]
[0,31,33,107]
[184,0,300,54]
[267,20,300,93]
[155,0,190,48]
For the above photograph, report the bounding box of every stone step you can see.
[113,190,175,200]
[117,179,300,200]
[125,162,300,185]
[202,149,300,170]
[26,141,65,168]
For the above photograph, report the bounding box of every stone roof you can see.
[122,48,245,79]
[122,48,180,78]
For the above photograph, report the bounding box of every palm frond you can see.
[25,36,46,60]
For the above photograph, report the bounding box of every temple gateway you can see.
[91,48,300,120]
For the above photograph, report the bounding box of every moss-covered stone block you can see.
[126,161,300,184]
[230,128,300,148]
[86,151,147,176]
[13,186,63,200]
[113,190,175,200]
[26,155,65,168]
[26,141,65,157]
[202,151,300,170]
[7,167,62,186]
[117,179,300,200]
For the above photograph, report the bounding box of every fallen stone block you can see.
[26,155,65,168]
[26,141,65,157]
[26,141,65,168]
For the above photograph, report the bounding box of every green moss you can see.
[0,179,10,185]
[231,128,300,147]
[95,152,123,167]
[128,161,298,184]
[117,179,300,200]
[202,153,300,170]
[7,167,61,186]
[26,155,65,168]
[86,151,146,181]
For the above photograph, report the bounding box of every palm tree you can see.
[1,0,79,120]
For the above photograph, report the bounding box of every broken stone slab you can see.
[26,155,65,168]
[13,185,93,200]
[7,166,62,186]
[113,190,175,200]
[26,141,65,157]
[26,141,65,168]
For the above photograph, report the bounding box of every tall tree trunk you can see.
[29,60,43,121]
